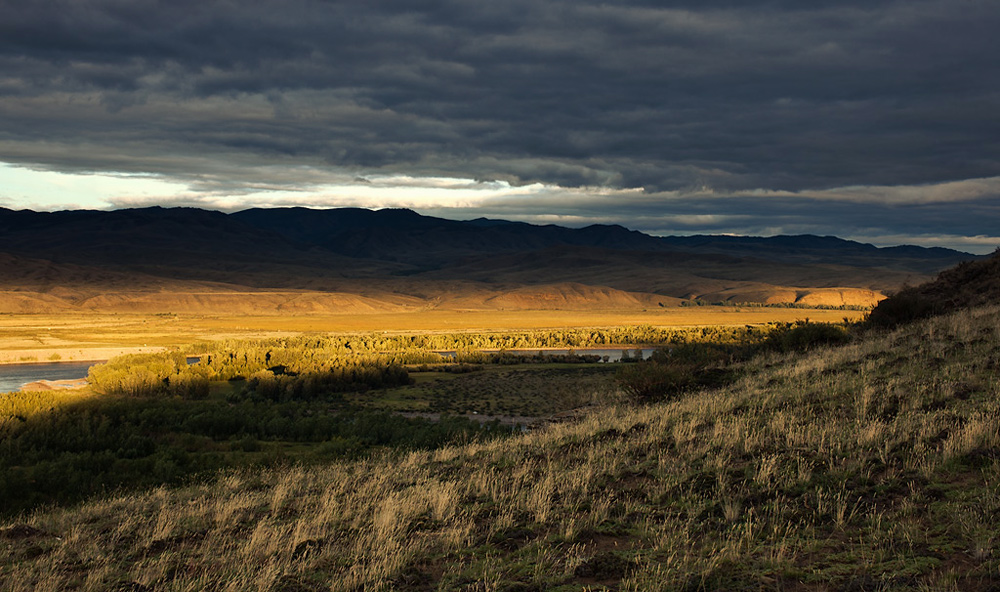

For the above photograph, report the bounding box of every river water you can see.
[0,361,95,393]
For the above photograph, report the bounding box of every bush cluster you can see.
[864,251,1000,329]
[0,390,514,517]
[87,326,792,400]
[617,321,852,403]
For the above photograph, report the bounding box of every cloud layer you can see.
[1,0,998,251]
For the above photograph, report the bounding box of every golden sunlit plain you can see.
[0,307,865,363]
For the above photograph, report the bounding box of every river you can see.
[0,361,95,393]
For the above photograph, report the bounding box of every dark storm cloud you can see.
[1,0,999,248]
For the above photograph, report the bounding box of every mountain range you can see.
[0,206,978,314]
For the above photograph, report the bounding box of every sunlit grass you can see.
[0,307,863,363]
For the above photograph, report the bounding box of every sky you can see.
[1,0,998,253]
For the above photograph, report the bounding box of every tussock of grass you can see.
[3,307,1000,591]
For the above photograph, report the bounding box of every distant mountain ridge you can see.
[230,207,972,272]
[0,205,973,271]
[0,206,981,314]
[232,207,663,265]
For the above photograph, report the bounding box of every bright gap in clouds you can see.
[0,162,996,254]
[0,162,563,212]
[0,162,639,218]
[0,163,192,211]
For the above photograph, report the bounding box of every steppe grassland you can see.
[0,307,863,362]
[4,306,997,591]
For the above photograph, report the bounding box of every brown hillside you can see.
[457,282,675,310]
[0,221,968,315]
[0,250,884,314]
[0,207,975,314]
[693,285,882,307]
[0,252,173,293]
[908,250,1000,309]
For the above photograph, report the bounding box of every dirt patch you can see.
[18,378,89,391]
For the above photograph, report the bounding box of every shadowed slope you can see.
[868,250,1000,327]
[0,207,396,282]
[424,246,909,306]
[235,207,974,273]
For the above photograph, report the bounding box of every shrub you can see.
[865,289,939,329]
[764,322,850,352]
[616,359,735,404]
[616,362,692,403]
[654,342,738,365]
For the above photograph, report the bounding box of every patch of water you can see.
[0,361,95,393]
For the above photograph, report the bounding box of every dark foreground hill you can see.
[0,206,980,313]
[868,250,1000,327]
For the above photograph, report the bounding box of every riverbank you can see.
[19,378,89,391]
[0,346,165,365]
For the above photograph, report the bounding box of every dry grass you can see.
[4,306,995,591]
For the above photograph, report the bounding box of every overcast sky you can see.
[1,0,998,252]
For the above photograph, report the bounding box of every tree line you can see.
[87,325,785,399]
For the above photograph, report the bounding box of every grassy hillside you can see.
[3,304,999,590]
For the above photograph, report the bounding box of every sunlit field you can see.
[0,307,864,363]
